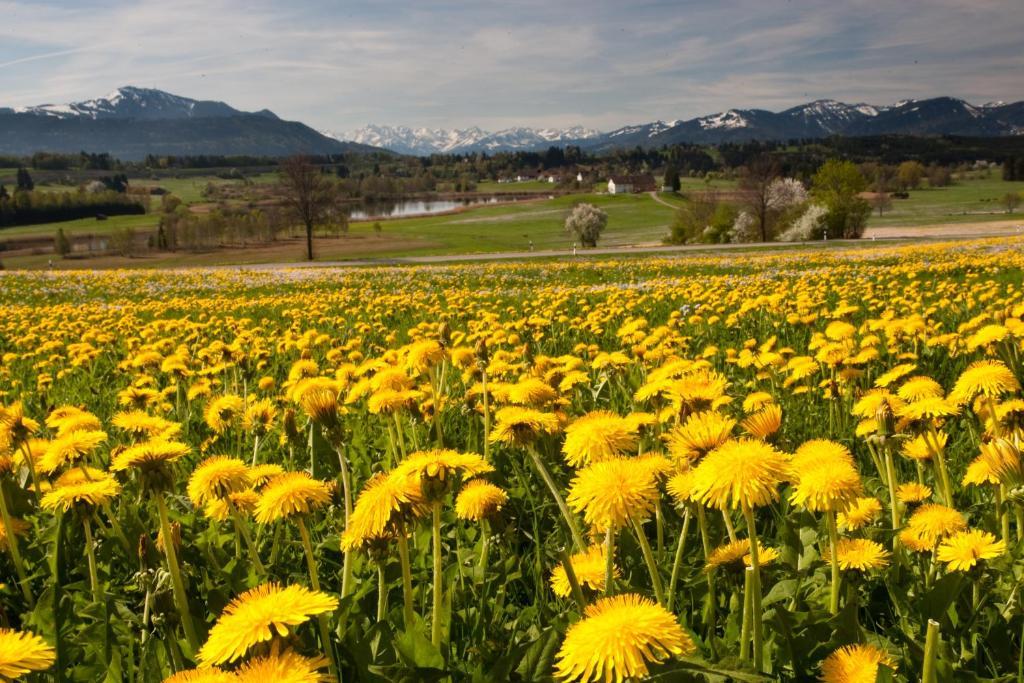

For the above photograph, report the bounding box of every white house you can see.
[607,176,633,194]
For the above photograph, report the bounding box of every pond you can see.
[348,196,511,220]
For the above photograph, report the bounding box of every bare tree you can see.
[739,155,781,242]
[279,155,338,261]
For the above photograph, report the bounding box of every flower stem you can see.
[922,619,940,683]
[667,507,691,612]
[826,511,841,616]
[740,566,753,661]
[557,547,587,612]
[82,515,102,604]
[431,502,444,646]
[696,506,717,656]
[631,516,666,606]
[526,445,585,550]
[377,562,388,622]
[741,504,764,672]
[155,495,200,656]
[397,522,416,628]
[604,525,616,597]
[477,520,490,580]
[334,444,354,598]
[229,504,265,575]
[481,369,491,461]
[0,479,32,606]
[296,515,338,678]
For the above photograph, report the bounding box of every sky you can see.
[1,0,1022,133]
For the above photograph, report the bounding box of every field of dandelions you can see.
[2,238,1024,682]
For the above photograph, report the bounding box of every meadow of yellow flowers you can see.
[1,237,1024,681]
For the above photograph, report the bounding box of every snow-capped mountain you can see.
[12,86,278,121]
[333,124,600,155]
[0,86,382,159]
[335,97,1021,155]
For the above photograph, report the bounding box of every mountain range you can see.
[1,88,1022,160]
[337,97,1024,155]
[331,124,602,156]
[0,87,380,160]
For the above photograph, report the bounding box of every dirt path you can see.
[649,191,682,209]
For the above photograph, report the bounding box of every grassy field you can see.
[868,175,1024,227]
[3,237,1024,681]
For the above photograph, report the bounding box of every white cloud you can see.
[0,0,1021,131]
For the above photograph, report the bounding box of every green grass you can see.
[868,175,1024,227]
[0,213,157,239]
[475,180,560,193]
[348,192,676,255]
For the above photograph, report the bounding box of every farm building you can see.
[607,174,656,194]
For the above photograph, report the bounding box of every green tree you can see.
[54,228,71,257]
[1004,192,1021,214]
[896,160,925,191]
[16,167,33,192]
[811,160,871,239]
[663,165,681,192]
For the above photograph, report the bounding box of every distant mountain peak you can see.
[331,123,600,155]
[12,86,274,121]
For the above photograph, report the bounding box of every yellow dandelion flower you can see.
[690,439,789,510]
[254,472,333,524]
[896,397,959,422]
[875,363,916,388]
[826,538,890,571]
[567,456,661,532]
[936,529,1006,571]
[110,439,190,472]
[897,376,944,402]
[455,479,508,521]
[562,411,639,467]
[204,395,245,434]
[490,406,561,446]
[550,545,618,597]
[163,668,236,683]
[507,377,558,406]
[665,470,696,508]
[197,583,338,665]
[901,432,943,461]
[837,497,883,531]
[949,360,1020,405]
[187,456,252,506]
[0,517,30,550]
[903,503,966,548]
[821,644,896,683]
[554,594,694,683]
[204,490,260,523]
[39,429,106,473]
[0,403,39,450]
[665,411,735,461]
[242,399,277,435]
[368,389,422,415]
[235,648,330,683]
[741,404,782,440]
[789,442,862,513]
[0,628,56,679]
[40,474,120,512]
[404,340,445,374]
[341,471,425,551]
[742,391,775,413]
[393,449,494,483]
[111,410,181,440]
[705,539,779,571]
[249,463,286,489]
[896,483,932,504]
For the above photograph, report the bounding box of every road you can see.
[229,237,909,270]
